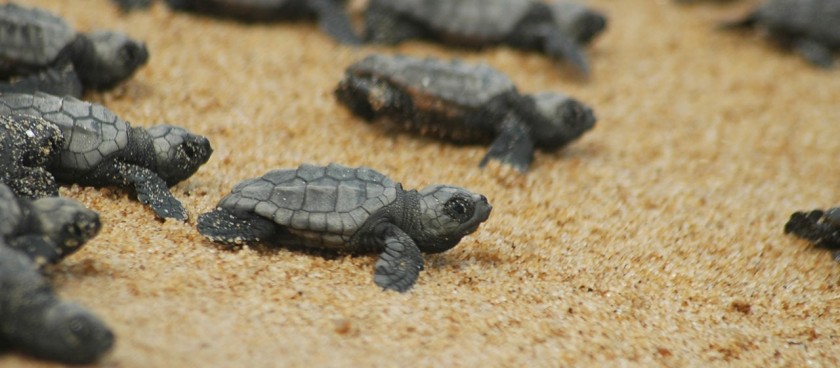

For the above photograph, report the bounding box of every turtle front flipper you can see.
[7,235,62,267]
[0,65,84,98]
[479,114,535,172]
[5,167,60,199]
[309,0,362,45]
[105,161,188,221]
[543,30,590,76]
[372,224,423,292]
[792,38,834,68]
[197,207,282,247]
[362,3,427,44]
[784,209,840,260]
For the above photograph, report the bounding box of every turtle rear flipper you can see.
[373,224,423,292]
[197,207,282,247]
[479,114,535,172]
[309,0,362,45]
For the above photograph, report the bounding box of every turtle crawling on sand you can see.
[197,163,492,292]
[722,0,840,68]
[784,208,840,262]
[0,240,113,364]
[0,93,213,221]
[335,54,596,172]
[162,0,361,45]
[0,183,101,266]
[0,114,64,199]
[0,2,149,97]
[362,0,607,74]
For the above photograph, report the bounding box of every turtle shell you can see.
[0,3,76,75]
[218,163,399,246]
[347,54,516,112]
[0,93,129,174]
[376,0,533,41]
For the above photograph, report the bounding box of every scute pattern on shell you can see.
[0,93,129,172]
[348,55,516,109]
[0,3,75,70]
[380,0,533,39]
[218,163,398,245]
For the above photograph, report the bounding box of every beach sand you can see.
[3,0,839,366]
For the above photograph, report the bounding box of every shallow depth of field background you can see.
[3,0,839,366]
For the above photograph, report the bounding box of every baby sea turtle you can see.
[784,207,840,262]
[362,0,607,75]
[0,114,63,199]
[0,2,149,97]
[163,0,361,45]
[0,240,114,364]
[0,183,101,266]
[197,163,492,292]
[334,54,597,172]
[0,93,213,221]
[722,0,840,68]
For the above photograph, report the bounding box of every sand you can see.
[2,0,839,366]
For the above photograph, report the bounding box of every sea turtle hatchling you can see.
[722,0,840,68]
[362,0,607,75]
[0,240,114,364]
[334,54,597,172]
[0,114,63,199]
[0,92,213,221]
[197,163,492,292]
[0,2,149,97]
[161,0,361,45]
[784,207,840,262]
[0,183,101,266]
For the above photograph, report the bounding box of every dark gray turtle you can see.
[784,207,840,262]
[0,183,101,266]
[363,0,607,75]
[334,54,596,172]
[0,2,149,97]
[722,0,840,68]
[0,114,63,199]
[0,93,214,221]
[0,240,114,364]
[197,163,492,292]
[162,0,361,45]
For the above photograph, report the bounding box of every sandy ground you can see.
[2,0,839,366]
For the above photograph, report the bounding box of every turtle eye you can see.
[444,196,474,222]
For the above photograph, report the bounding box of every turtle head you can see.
[75,31,149,89]
[31,197,101,259]
[415,185,492,253]
[37,302,114,364]
[528,92,596,151]
[147,125,213,186]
